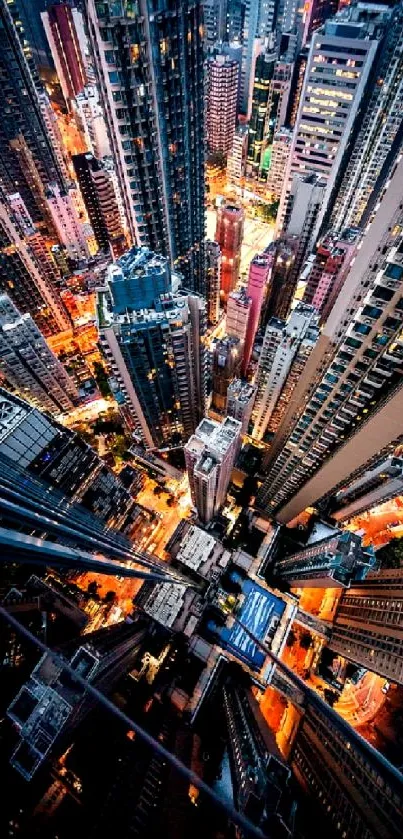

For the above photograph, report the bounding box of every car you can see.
[382,681,390,694]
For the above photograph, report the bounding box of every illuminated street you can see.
[335,672,388,727]
[346,496,403,547]
[135,476,192,558]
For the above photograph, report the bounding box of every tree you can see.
[87,581,99,598]
[324,689,339,707]
[286,629,297,648]
[93,361,111,397]
[376,538,403,569]
[104,590,117,604]
[300,632,313,650]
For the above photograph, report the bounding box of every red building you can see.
[215,204,244,300]
[41,4,87,104]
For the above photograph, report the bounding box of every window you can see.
[385,262,403,280]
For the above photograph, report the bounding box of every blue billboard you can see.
[221,579,286,670]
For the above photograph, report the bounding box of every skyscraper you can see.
[246,46,276,178]
[259,156,403,520]
[330,455,403,524]
[227,125,249,188]
[207,55,239,156]
[0,388,142,533]
[226,288,252,345]
[72,152,126,257]
[274,173,327,313]
[273,527,375,588]
[291,691,403,839]
[226,379,256,434]
[243,250,274,374]
[252,304,318,442]
[0,197,72,337]
[8,619,147,779]
[0,295,78,414]
[205,240,222,326]
[328,568,403,683]
[41,3,88,104]
[215,204,245,299]
[46,184,92,261]
[97,248,203,448]
[0,0,66,224]
[184,416,242,523]
[277,7,385,240]
[328,5,403,233]
[212,336,243,413]
[302,228,360,318]
[266,128,292,202]
[85,0,206,291]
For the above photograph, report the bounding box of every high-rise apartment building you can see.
[0,295,78,414]
[207,55,239,156]
[46,184,93,260]
[262,239,298,325]
[266,129,292,202]
[275,173,327,312]
[273,527,375,588]
[252,304,317,442]
[243,250,274,374]
[277,7,385,240]
[226,289,252,345]
[330,455,403,524]
[205,240,221,326]
[259,157,403,521]
[72,153,126,258]
[0,0,66,224]
[302,228,360,318]
[221,676,295,833]
[328,568,403,684]
[97,248,204,448]
[0,388,146,533]
[73,85,111,160]
[85,0,205,292]
[215,204,245,298]
[328,6,403,234]
[0,198,71,337]
[8,0,52,71]
[8,619,147,779]
[184,416,242,523]
[246,46,276,178]
[301,0,338,45]
[227,125,249,188]
[41,3,88,104]
[212,336,243,413]
[262,320,318,446]
[226,379,256,434]
[291,692,403,839]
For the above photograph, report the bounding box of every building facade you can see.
[226,379,256,434]
[207,55,239,156]
[215,204,245,299]
[273,527,375,588]
[205,240,222,326]
[0,0,66,224]
[0,295,78,414]
[0,198,71,337]
[252,304,317,442]
[258,157,403,519]
[184,416,242,523]
[97,248,203,448]
[85,0,206,292]
[41,2,88,104]
[329,569,403,684]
